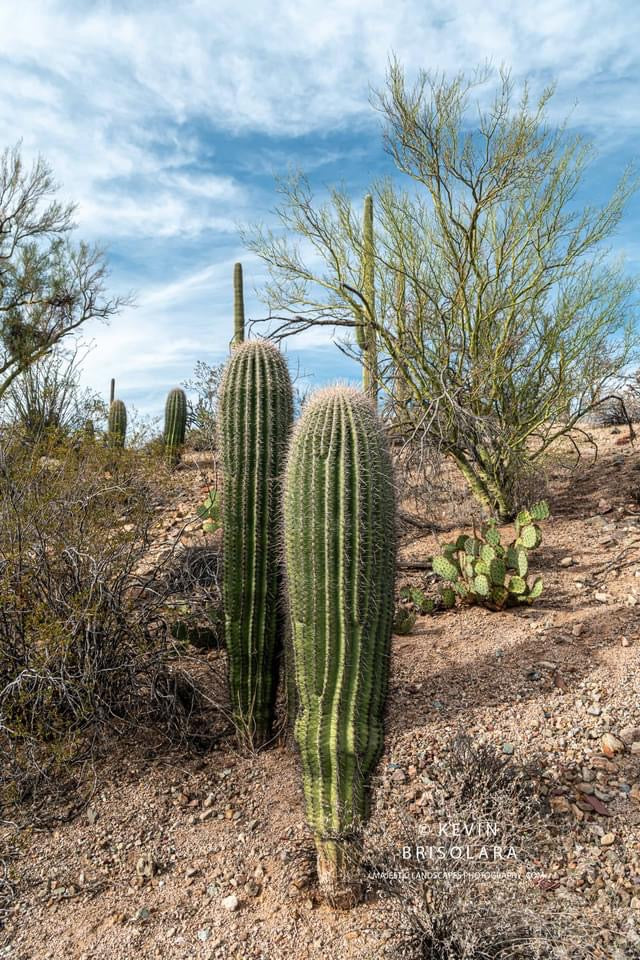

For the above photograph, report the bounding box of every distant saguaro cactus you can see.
[283,386,395,907]
[109,378,115,404]
[108,399,127,448]
[218,339,293,747]
[356,195,378,401]
[163,387,187,466]
[233,262,245,347]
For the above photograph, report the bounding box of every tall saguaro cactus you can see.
[163,387,187,466]
[108,399,127,448]
[356,195,378,401]
[218,340,293,747]
[232,262,245,348]
[109,377,115,404]
[283,387,395,907]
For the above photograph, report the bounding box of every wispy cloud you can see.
[1,0,638,413]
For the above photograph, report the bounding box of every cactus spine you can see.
[163,387,187,466]
[218,340,293,747]
[283,387,395,907]
[232,262,245,347]
[107,399,127,448]
[356,195,378,401]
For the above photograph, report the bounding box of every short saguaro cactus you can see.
[283,386,395,907]
[163,387,187,467]
[107,399,127,448]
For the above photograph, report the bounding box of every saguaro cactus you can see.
[356,195,378,401]
[163,387,187,466]
[218,339,293,747]
[109,377,115,404]
[283,386,395,907]
[108,399,127,448]
[232,262,245,347]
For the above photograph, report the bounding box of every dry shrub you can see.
[0,434,223,811]
[363,735,633,960]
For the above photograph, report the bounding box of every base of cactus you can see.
[315,837,362,909]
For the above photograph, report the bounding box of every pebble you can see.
[560,557,574,567]
[600,833,616,846]
[594,592,610,603]
[602,733,625,756]
[502,743,514,755]
[222,894,239,912]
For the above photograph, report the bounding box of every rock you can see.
[594,592,610,604]
[551,796,571,814]
[222,894,239,912]
[619,726,640,745]
[86,808,98,825]
[502,743,514,755]
[576,782,595,795]
[631,742,640,754]
[572,624,584,637]
[597,499,612,514]
[587,706,602,716]
[197,929,211,942]
[560,557,574,567]
[391,768,407,783]
[600,833,615,846]
[602,733,625,757]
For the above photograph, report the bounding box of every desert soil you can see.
[1,427,639,960]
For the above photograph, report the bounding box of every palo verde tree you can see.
[0,144,125,403]
[242,62,638,520]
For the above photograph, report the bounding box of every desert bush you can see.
[181,359,225,451]
[363,735,605,959]
[0,436,211,806]
[244,64,638,520]
[593,372,640,426]
[0,345,105,444]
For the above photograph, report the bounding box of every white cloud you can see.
[1,0,638,410]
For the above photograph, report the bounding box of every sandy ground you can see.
[1,428,640,959]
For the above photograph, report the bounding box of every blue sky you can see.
[1,0,639,419]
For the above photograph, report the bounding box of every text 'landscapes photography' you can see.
[1,3,640,959]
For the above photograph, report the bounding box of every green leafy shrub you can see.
[431,501,549,610]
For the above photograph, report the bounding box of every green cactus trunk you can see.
[218,340,293,747]
[283,387,395,907]
[108,399,127,448]
[233,262,245,347]
[109,378,115,405]
[163,387,187,467]
[356,195,378,402]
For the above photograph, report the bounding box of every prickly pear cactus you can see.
[107,399,127,449]
[431,502,549,609]
[163,387,187,467]
[218,340,293,747]
[283,386,395,907]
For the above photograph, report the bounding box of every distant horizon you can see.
[2,1,639,418]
